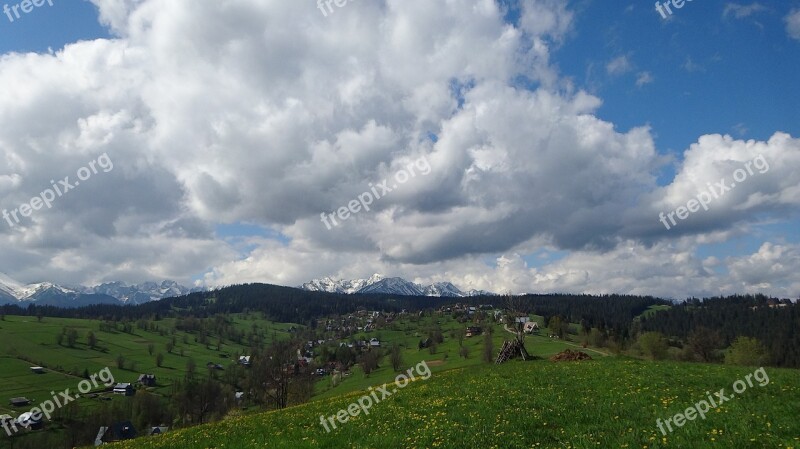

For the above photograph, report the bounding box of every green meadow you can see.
[3,312,796,449]
[0,314,295,415]
[107,358,800,449]
[313,316,589,400]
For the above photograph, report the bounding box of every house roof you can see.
[97,421,138,443]
[17,412,42,426]
[150,426,169,435]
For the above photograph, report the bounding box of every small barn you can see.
[113,383,135,396]
[17,411,43,430]
[137,374,157,387]
[149,426,169,436]
[9,397,31,407]
[95,421,137,446]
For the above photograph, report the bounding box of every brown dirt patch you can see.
[550,349,592,362]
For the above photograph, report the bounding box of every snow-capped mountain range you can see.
[0,272,202,307]
[0,272,495,308]
[300,274,496,297]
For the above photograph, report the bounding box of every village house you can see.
[149,426,169,436]
[523,321,540,333]
[206,362,225,371]
[29,366,45,374]
[137,374,157,387]
[112,383,135,396]
[95,421,137,446]
[16,411,43,431]
[466,326,482,337]
[9,397,31,407]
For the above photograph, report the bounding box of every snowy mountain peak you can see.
[422,282,465,297]
[0,272,25,299]
[0,272,201,307]
[300,275,496,297]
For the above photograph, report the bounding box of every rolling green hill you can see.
[105,358,799,449]
[0,314,295,415]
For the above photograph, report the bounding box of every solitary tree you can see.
[360,350,381,375]
[725,337,768,366]
[390,344,404,372]
[66,329,79,348]
[548,316,567,339]
[638,332,669,360]
[186,358,197,379]
[482,332,494,363]
[686,327,722,362]
[254,340,297,409]
[87,331,97,350]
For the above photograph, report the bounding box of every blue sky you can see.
[517,0,800,271]
[0,0,107,54]
[561,2,800,160]
[0,0,798,298]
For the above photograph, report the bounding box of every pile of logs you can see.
[495,339,530,364]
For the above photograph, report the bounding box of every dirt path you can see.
[559,340,610,357]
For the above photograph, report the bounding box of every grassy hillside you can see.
[107,358,799,449]
[0,314,295,415]
[313,317,594,400]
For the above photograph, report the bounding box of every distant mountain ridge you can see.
[0,272,496,308]
[300,274,495,297]
[0,272,202,308]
